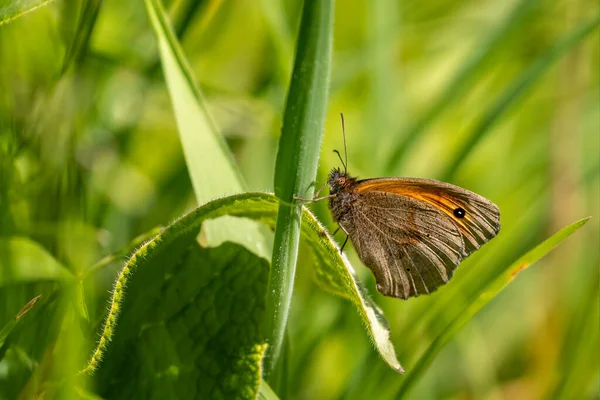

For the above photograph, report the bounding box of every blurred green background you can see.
[0,0,598,399]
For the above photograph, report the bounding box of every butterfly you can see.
[311,115,501,300]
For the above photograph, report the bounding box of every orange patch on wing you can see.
[356,180,471,228]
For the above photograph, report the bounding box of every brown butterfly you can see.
[311,115,500,300]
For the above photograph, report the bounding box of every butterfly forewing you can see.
[356,178,500,252]
[334,177,500,299]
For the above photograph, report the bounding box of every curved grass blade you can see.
[0,0,56,25]
[384,0,541,174]
[81,193,402,377]
[266,0,334,381]
[442,12,600,181]
[144,0,271,260]
[395,217,591,399]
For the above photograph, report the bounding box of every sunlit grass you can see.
[0,0,597,398]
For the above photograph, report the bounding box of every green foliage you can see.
[95,241,268,399]
[83,193,401,382]
[442,12,600,181]
[0,0,598,398]
[145,0,271,260]
[384,0,542,174]
[395,217,591,398]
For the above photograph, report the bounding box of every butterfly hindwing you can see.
[345,191,464,298]
[356,178,501,252]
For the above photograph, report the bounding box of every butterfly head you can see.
[327,167,356,194]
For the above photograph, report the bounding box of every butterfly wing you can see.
[343,177,500,299]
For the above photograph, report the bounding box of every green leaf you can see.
[0,237,74,286]
[442,12,600,180]
[95,241,268,399]
[395,217,591,399]
[267,0,334,381]
[82,193,402,388]
[144,0,271,261]
[0,0,56,25]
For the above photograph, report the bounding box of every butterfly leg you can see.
[294,193,337,203]
[332,227,340,236]
[340,235,349,253]
[313,181,329,198]
[294,180,334,202]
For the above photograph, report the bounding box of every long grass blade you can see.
[395,217,591,399]
[384,0,540,174]
[442,12,600,181]
[144,0,271,260]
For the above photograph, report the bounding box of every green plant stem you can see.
[264,0,334,383]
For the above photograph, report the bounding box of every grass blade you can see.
[0,295,41,351]
[442,12,600,181]
[265,0,334,382]
[395,217,591,399]
[384,0,541,174]
[144,0,271,260]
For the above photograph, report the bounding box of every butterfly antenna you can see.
[340,113,348,173]
[333,150,346,171]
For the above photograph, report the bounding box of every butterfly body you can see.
[326,167,500,300]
